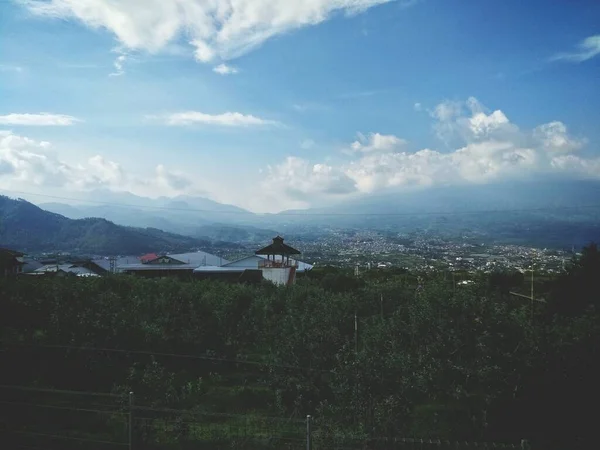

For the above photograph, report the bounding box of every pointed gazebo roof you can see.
[255,236,301,256]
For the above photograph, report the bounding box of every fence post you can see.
[129,391,134,450]
[306,415,312,450]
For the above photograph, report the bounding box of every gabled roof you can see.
[255,236,301,256]
[167,251,228,267]
[33,264,98,276]
[118,264,195,272]
[140,253,158,263]
[144,255,186,265]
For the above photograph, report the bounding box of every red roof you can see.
[140,253,158,263]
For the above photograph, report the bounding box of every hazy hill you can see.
[0,196,236,255]
[38,190,273,242]
[277,179,600,247]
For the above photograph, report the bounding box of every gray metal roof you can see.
[193,266,247,273]
[92,256,142,271]
[21,259,43,273]
[167,251,229,267]
[118,264,195,271]
[34,264,97,276]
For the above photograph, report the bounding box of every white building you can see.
[194,236,312,286]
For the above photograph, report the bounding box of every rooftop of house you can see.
[117,264,196,271]
[139,253,158,263]
[32,264,100,276]
[193,266,250,273]
[167,251,229,267]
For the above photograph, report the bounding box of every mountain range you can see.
[38,189,275,243]
[5,178,600,251]
[0,195,240,256]
[275,179,600,247]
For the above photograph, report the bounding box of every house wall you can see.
[125,269,195,280]
[225,255,312,273]
[262,267,295,286]
[1,261,22,277]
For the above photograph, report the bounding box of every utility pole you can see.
[452,271,456,294]
[354,311,358,354]
[129,391,134,450]
[380,293,384,320]
[306,415,312,450]
[510,262,545,323]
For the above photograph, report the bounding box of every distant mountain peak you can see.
[0,195,232,255]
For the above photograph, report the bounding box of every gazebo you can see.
[255,236,301,268]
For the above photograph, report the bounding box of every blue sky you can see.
[1,0,599,212]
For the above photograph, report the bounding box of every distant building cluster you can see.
[0,236,313,287]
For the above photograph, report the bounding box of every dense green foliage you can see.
[0,195,234,255]
[1,246,599,449]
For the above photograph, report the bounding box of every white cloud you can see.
[533,121,586,154]
[0,131,72,186]
[261,156,355,208]
[431,99,463,122]
[0,113,81,126]
[432,97,519,145]
[468,110,511,137]
[155,164,192,190]
[551,154,600,177]
[551,34,600,63]
[213,63,238,75]
[87,155,126,184]
[152,111,279,127]
[413,102,422,112]
[20,0,394,63]
[343,141,539,193]
[109,53,127,77]
[260,97,598,207]
[350,132,407,153]
[0,130,197,197]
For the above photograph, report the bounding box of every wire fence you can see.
[0,385,528,450]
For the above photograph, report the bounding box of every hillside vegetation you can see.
[1,245,599,449]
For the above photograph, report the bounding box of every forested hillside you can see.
[1,245,599,450]
[0,196,234,255]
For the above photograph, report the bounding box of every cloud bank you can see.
[0,113,81,126]
[259,97,598,209]
[1,97,598,213]
[20,0,394,62]
[151,111,279,127]
[213,63,238,75]
[0,130,194,197]
[551,34,600,63]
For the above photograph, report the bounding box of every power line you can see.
[5,343,331,373]
[4,188,600,217]
[133,405,305,423]
[0,385,120,398]
[0,400,126,416]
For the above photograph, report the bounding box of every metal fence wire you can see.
[0,386,527,450]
